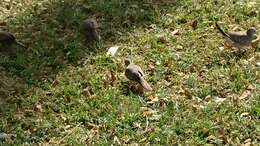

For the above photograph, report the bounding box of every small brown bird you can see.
[0,31,26,48]
[215,23,257,51]
[82,18,100,41]
[124,59,152,91]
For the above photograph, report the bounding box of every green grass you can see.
[0,0,260,145]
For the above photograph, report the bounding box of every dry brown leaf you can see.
[147,95,159,103]
[180,88,193,98]
[206,135,217,141]
[171,29,179,36]
[35,104,43,112]
[107,46,119,56]
[256,62,260,67]
[190,20,198,30]
[110,71,117,84]
[141,107,157,117]
[244,142,251,146]
[102,71,117,87]
[219,46,225,51]
[113,136,121,145]
[46,91,53,96]
[139,137,147,143]
[240,112,250,118]
[146,24,157,32]
[239,90,251,100]
[244,138,251,143]
[157,36,168,44]
[148,64,155,70]
[191,104,205,111]
[51,79,59,87]
[247,84,255,90]
[82,87,93,97]
[213,96,226,103]
[244,138,252,146]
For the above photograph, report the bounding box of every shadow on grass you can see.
[0,0,176,116]
[0,0,165,84]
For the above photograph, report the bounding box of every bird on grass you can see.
[0,31,27,49]
[124,58,152,92]
[215,22,257,52]
[82,18,101,42]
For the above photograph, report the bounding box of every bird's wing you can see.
[227,32,251,45]
[131,64,144,77]
[139,78,152,91]
[125,66,142,81]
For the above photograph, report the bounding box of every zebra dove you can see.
[0,31,26,48]
[215,23,256,51]
[82,18,100,41]
[124,59,152,91]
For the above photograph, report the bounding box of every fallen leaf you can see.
[110,71,117,85]
[213,96,226,103]
[102,71,117,87]
[240,112,251,120]
[244,138,251,143]
[256,62,260,67]
[191,104,205,111]
[51,79,59,87]
[139,137,147,143]
[247,84,255,90]
[204,95,211,102]
[141,107,157,117]
[147,95,159,103]
[175,44,183,50]
[113,136,121,145]
[239,90,251,100]
[171,29,179,36]
[206,135,217,142]
[46,91,53,96]
[148,63,155,71]
[106,46,119,56]
[35,104,43,112]
[190,20,198,30]
[219,46,225,51]
[82,87,93,97]
[158,36,168,44]
[244,142,251,146]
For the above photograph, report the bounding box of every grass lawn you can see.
[0,0,259,145]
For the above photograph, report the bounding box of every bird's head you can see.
[84,18,98,30]
[124,58,131,66]
[247,27,257,38]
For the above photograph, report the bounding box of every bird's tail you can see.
[139,78,152,91]
[215,22,230,38]
[15,41,27,49]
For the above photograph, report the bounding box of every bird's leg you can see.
[234,44,246,54]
